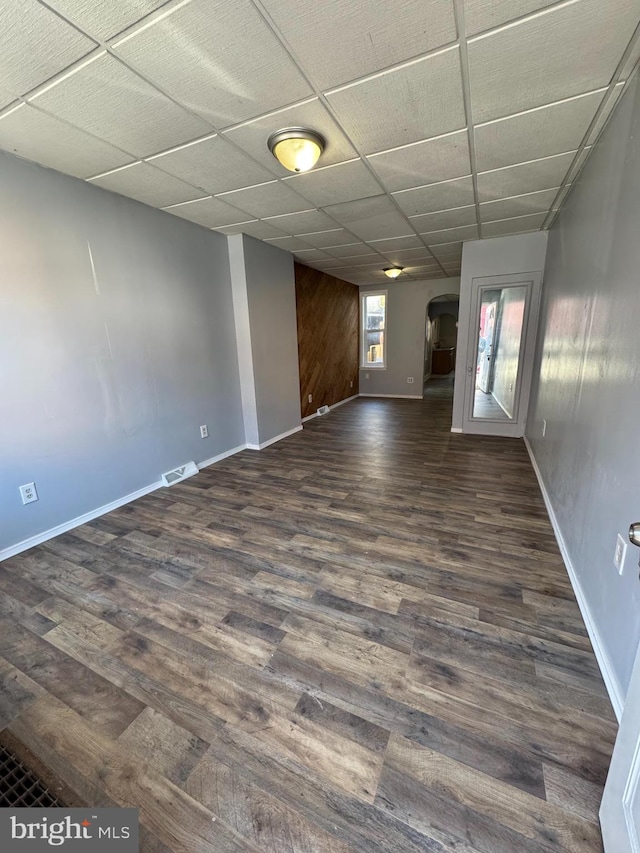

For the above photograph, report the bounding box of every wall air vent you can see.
[317,405,330,416]
[161,460,198,487]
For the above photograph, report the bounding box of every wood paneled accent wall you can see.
[295,262,359,419]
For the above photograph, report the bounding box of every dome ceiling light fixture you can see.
[267,127,326,173]
[383,267,404,279]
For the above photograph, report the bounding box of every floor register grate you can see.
[0,745,66,807]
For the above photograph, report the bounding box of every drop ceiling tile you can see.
[214,219,288,239]
[382,249,439,265]
[90,162,206,207]
[213,220,258,235]
[327,47,466,153]
[166,196,250,228]
[47,0,165,40]
[114,0,312,127]
[368,130,470,192]
[263,209,337,235]
[345,254,386,267]
[264,236,315,251]
[482,212,547,237]
[0,104,133,178]
[406,264,448,277]
[224,99,357,173]
[148,135,275,195]
[322,195,413,241]
[430,241,463,258]
[468,0,638,123]
[283,159,383,207]
[586,83,626,145]
[32,54,211,157]
[394,176,474,216]
[474,90,606,171]
[410,205,477,231]
[479,188,559,222]
[217,181,311,217]
[307,258,350,269]
[367,235,423,250]
[261,0,456,89]
[298,229,360,248]
[0,1,96,107]
[291,249,333,262]
[419,224,479,243]
[324,243,377,258]
[464,0,559,36]
[477,151,577,202]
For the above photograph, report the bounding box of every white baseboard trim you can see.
[0,479,162,562]
[246,424,303,451]
[450,427,463,433]
[524,436,624,721]
[359,393,423,400]
[302,393,360,423]
[331,393,359,409]
[198,444,247,470]
[1,442,250,563]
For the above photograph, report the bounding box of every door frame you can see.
[461,272,542,437]
[601,640,640,852]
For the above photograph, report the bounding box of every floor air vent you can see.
[317,405,330,416]
[161,460,198,487]
[0,745,67,807]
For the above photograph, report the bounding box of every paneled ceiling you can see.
[2,0,639,283]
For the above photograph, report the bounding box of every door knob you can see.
[629,523,640,547]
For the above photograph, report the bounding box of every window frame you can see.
[360,289,388,369]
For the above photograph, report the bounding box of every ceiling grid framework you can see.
[0,0,639,284]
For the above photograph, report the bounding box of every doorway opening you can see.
[425,293,460,394]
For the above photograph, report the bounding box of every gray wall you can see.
[359,277,460,396]
[527,75,640,701]
[452,233,548,430]
[0,151,244,553]
[230,234,301,447]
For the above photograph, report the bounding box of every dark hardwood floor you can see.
[0,378,616,852]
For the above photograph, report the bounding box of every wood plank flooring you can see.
[0,378,616,852]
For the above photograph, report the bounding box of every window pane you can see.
[365,294,385,331]
[365,330,384,363]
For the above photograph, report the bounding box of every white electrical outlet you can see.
[19,482,38,505]
[200,425,208,438]
[350,380,353,388]
[308,394,312,403]
[542,419,547,438]
[365,373,369,379]
[407,377,414,384]
[614,534,627,574]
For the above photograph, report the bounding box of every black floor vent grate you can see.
[0,745,66,807]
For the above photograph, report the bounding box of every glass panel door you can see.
[471,284,528,422]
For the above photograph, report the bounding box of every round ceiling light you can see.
[267,128,326,173]
[383,267,404,279]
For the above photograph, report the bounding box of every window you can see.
[361,290,387,368]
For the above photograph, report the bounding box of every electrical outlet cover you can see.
[614,533,627,574]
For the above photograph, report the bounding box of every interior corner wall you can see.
[295,263,359,419]
[451,232,548,431]
[0,150,244,556]
[229,234,301,447]
[526,75,640,707]
[358,277,460,397]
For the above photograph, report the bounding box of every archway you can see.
[425,293,460,386]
